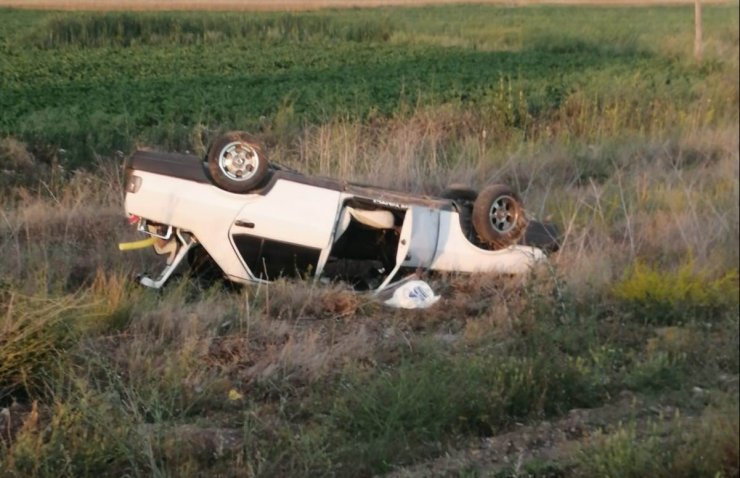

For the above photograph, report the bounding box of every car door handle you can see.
[234,220,255,228]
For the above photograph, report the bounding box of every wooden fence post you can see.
[695,0,703,61]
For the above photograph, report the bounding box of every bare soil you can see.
[382,391,698,477]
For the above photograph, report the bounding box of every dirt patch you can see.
[0,0,726,11]
[382,392,690,477]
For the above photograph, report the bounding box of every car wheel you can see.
[440,183,478,201]
[207,132,269,193]
[472,184,528,250]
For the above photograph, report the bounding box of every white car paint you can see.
[123,156,548,290]
[125,170,250,281]
[228,179,341,281]
[431,210,546,274]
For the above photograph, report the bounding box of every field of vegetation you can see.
[1,3,739,477]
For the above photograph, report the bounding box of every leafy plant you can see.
[613,260,739,325]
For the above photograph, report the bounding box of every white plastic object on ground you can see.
[384,280,440,309]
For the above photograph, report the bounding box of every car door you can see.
[400,205,441,268]
[375,205,440,291]
[229,179,341,280]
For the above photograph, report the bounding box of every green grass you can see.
[0,5,737,166]
[576,402,739,478]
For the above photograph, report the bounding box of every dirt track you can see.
[0,0,724,10]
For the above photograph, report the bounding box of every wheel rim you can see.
[217,141,260,181]
[488,195,519,234]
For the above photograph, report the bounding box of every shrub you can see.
[613,260,739,325]
[577,403,739,478]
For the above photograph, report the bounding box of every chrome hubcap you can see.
[488,195,518,234]
[218,141,259,181]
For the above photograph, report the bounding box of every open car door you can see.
[375,207,413,291]
[229,181,341,280]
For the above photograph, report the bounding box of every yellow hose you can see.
[118,237,156,251]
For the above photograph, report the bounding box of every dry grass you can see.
[1,175,737,476]
[0,4,737,475]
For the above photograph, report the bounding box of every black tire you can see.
[472,184,528,250]
[207,132,269,194]
[440,183,478,201]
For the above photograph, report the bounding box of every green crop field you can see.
[1,4,738,477]
[1,5,737,167]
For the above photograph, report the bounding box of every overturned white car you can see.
[121,132,558,291]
